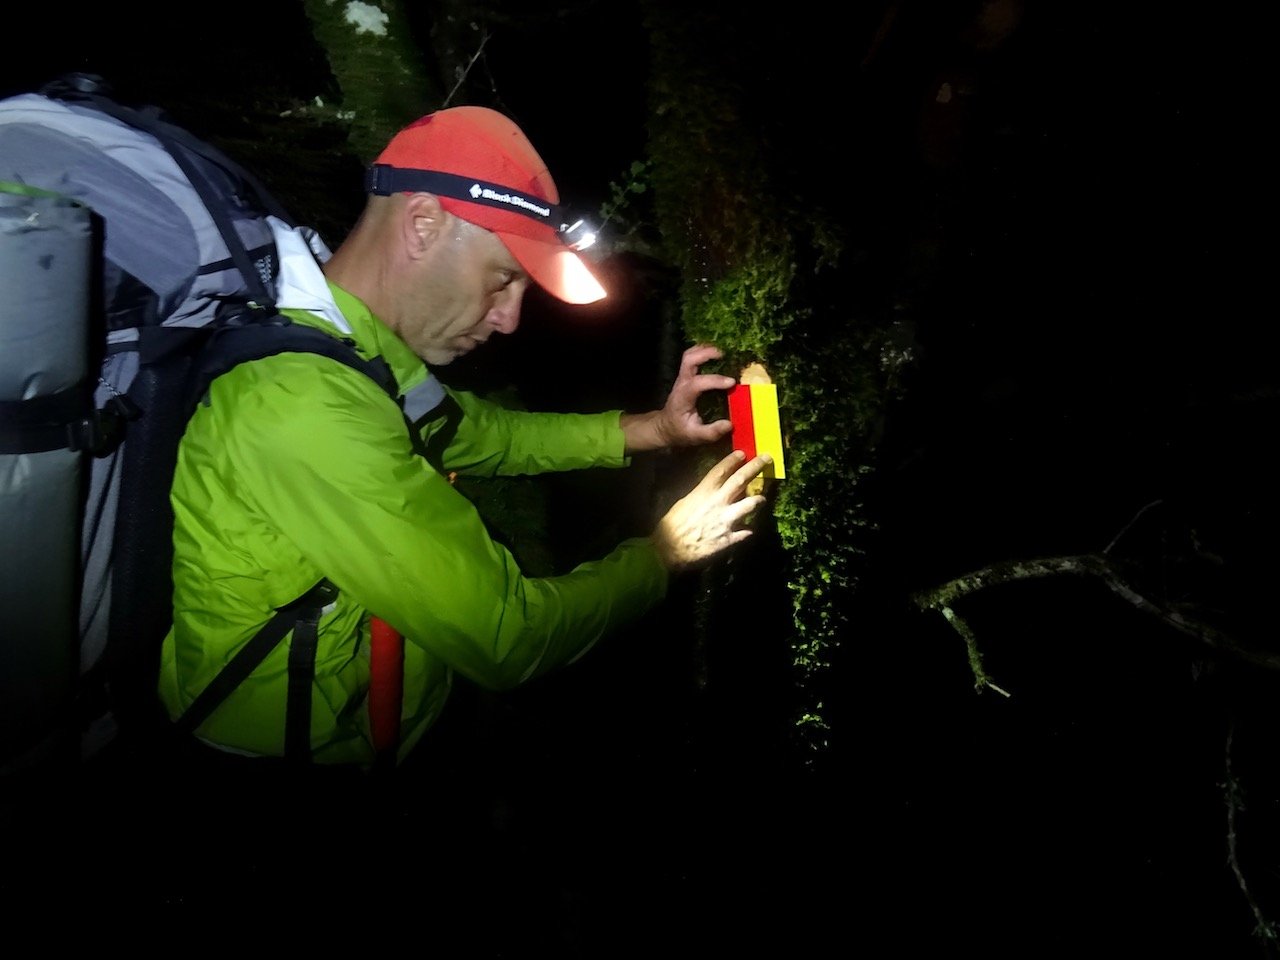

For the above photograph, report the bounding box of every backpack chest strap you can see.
[401,376,446,425]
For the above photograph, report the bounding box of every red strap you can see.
[369,616,404,759]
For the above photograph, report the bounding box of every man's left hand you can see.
[621,343,736,454]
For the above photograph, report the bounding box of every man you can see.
[157,106,769,766]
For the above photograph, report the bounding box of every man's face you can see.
[402,217,529,366]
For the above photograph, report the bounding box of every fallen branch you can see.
[914,551,1280,689]
[1224,722,1278,941]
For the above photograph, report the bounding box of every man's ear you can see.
[403,193,447,259]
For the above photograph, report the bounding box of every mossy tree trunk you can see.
[641,1,911,763]
[300,0,439,164]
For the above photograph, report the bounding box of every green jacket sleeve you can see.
[213,353,668,691]
[428,385,630,478]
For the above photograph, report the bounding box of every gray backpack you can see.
[0,74,358,769]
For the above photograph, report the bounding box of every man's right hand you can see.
[650,449,770,572]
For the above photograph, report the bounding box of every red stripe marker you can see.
[727,383,757,462]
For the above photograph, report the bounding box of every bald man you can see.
[158,106,768,766]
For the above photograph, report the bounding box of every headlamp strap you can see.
[365,164,566,229]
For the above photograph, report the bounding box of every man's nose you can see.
[486,289,523,335]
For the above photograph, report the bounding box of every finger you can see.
[680,418,733,445]
[724,453,771,492]
[703,452,767,499]
[683,373,738,395]
[680,344,724,376]
[726,494,766,524]
[698,448,748,492]
[699,418,734,440]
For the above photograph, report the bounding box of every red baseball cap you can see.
[370,107,606,304]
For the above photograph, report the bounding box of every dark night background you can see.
[1,2,1275,955]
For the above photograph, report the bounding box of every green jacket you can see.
[158,281,668,765]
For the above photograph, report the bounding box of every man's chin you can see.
[422,337,483,366]
[422,347,463,366]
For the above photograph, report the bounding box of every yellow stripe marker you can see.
[747,382,786,479]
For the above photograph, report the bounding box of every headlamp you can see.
[558,217,598,252]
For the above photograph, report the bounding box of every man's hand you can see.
[650,449,770,572]
[621,344,736,454]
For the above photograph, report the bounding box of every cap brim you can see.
[496,231,606,305]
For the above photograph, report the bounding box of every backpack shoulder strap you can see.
[170,317,399,760]
[171,578,338,741]
[188,317,398,411]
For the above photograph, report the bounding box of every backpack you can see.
[0,73,408,770]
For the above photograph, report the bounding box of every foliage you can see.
[598,159,664,261]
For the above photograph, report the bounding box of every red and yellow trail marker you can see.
[727,362,785,482]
